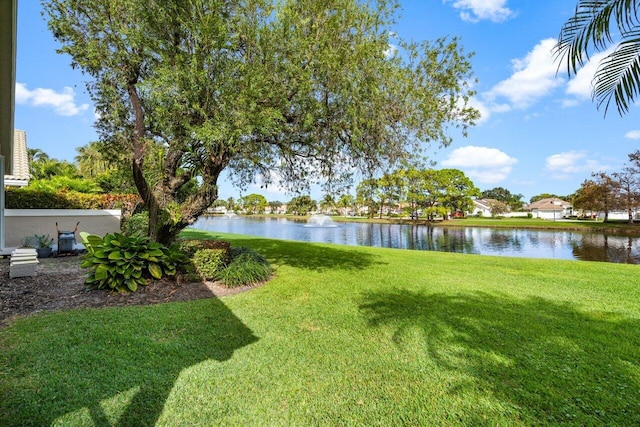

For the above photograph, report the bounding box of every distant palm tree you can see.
[319,194,336,214]
[27,148,49,163]
[75,142,111,178]
[555,0,640,115]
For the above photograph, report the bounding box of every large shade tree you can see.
[555,0,640,115]
[44,0,478,244]
[572,172,620,222]
[480,187,524,210]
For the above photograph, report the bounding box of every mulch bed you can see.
[0,255,256,328]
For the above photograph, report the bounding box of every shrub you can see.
[176,239,232,282]
[179,239,231,259]
[81,233,184,292]
[5,187,141,209]
[192,249,229,281]
[215,247,272,288]
[121,212,149,237]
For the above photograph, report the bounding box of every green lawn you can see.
[1,230,639,426]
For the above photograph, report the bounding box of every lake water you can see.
[193,216,640,264]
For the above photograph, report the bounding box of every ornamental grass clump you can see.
[81,233,188,292]
[215,247,272,288]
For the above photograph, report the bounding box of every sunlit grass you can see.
[1,230,639,425]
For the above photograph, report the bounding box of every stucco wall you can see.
[5,209,121,247]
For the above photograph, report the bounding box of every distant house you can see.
[471,198,506,217]
[597,209,640,222]
[5,129,29,187]
[524,197,572,220]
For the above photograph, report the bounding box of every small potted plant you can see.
[32,234,54,258]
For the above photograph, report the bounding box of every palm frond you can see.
[555,0,640,115]
[593,33,640,114]
[555,0,639,75]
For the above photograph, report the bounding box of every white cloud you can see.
[484,38,562,110]
[445,0,515,23]
[545,151,610,176]
[441,145,517,183]
[625,130,640,140]
[384,43,398,58]
[563,47,616,103]
[561,99,580,108]
[15,82,89,116]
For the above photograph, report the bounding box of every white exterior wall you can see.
[4,209,121,248]
[532,209,565,220]
[598,211,640,221]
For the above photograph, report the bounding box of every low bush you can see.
[215,247,272,288]
[81,233,188,292]
[192,249,229,281]
[179,239,231,257]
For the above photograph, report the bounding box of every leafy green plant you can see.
[80,233,183,292]
[192,249,229,281]
[23,234,54,248]
[121,212,149,237]
[179,239,231,257]
[215,247,272,288]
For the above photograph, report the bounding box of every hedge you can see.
[5,187,141,210]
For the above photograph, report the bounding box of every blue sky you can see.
[14,0,640,203]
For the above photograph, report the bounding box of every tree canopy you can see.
[480,187,524,210]
[44,0,478,244]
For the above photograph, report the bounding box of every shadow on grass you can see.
[359,290,640,425]
[0,297,257,426]
[182,229,380,272]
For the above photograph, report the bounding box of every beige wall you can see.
[5,209,121,247]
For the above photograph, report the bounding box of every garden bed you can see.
[0,255,256,328]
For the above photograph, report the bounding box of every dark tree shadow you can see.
[1,297,257,426]
[182,229,381,272]
[359,290,640,425]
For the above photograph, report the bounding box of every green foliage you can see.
[23,234,54,248]
[287,195,317,215]
[178,239,232,281]
[215,247,272,288]
[178,239,232,258]
[80,233,182,292]
[29,157,78,180]
[121,212,149,237]
[481,187,524,210]
[6,188,68,209]
[43,0,478,245]
[94,168,138,194]
[192,249,229,281]
[5,187,140,210]
[239,194,268,214]
[28,176,102,194]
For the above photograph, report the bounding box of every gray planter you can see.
[36,247,53,258]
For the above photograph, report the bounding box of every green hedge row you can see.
[5,187,141,210]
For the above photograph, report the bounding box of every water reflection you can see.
[193,216,640,264]
[571,234,640,264]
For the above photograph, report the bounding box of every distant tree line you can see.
[572,150,640,223]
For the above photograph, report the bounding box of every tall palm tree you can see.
[75,142,111,178]
[555,0,640,115]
